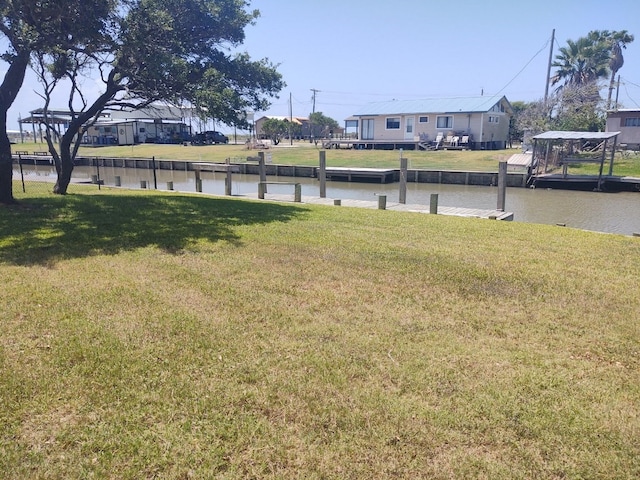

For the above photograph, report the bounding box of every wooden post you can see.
[140,180,147,189]
[333,199,341,206]
[258,152,266,194]
[258,182,265,199]
[115,175,121,187]
[225,158,232,196]
[294,183,301,202]
[319,150,326,198]
[399,157,408,204]
[430,193,438,214]
[166,181,173,190]
[194,169,202,192]
[377,194,386,210]
[497,161,507,212]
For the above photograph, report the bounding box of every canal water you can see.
[15,164,640,236]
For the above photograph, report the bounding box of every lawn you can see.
[18,140,640,176]
[1,185,639,479]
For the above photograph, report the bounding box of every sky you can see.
[5,0,640,132]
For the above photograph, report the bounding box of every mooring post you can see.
[294,183,301,202]
[258,152,266,194]
[258,182,265,199]
[319,150,327,198]
[399,156,408,204]
[115,175,121,187]
[140,180,147,189]
[497,161,507,212]
[195,169,202,192]
[378,194,387,210]
[430,193,438,214]
[225,158,232,196]
[167,181,174,191]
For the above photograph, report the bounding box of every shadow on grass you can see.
[0,192,308,266]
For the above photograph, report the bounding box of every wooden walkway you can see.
[253,193,514,221]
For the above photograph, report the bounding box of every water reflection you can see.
[15,165,640,235]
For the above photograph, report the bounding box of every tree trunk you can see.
[0,52,30,204]
[53,138,75,194]
[607,69,617,110]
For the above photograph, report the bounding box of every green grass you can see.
[2,184,640,479]
[19,141,520,172]
[18,140,640,176]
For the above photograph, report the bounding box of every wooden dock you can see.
[324,167,396,184]
[255,193,514,221]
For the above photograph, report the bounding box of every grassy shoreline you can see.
[2,186,639,478]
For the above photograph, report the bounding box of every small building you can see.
[606,109,640,149]
[349,95,513,150]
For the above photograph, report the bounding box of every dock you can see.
[531,174,640,192]
[324,167,396,183]
[255,193,514,221]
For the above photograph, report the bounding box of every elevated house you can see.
[606,109,640,149]
[346,95,512,150]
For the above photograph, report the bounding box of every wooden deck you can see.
[254,193,514,221]
[324,167,396,184]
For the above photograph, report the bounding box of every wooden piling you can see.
[497,161,507,211]
[399,157,408,204]
[319,151,327,198]
[377,195,386,210]
[430,193,438,214]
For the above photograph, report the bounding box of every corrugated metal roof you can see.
[532,131,620,140]
[353,96,509,116]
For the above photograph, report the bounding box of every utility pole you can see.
[310,88,320,114]
[310,88,320,143]
[544,29,555,103]
[289,92,293,145]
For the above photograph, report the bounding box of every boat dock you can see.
[253,192,514,221]
[324,167,396,183]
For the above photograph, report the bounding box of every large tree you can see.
[0,0,113,204]
[32,0,283,194]
[551,36,609,89]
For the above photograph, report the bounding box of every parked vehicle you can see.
[192,131,229,145]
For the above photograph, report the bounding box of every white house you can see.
[350,95,512,150]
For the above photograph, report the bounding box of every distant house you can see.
[606,109,640,149]
[20,104,192,146]
[86,104,192,145]
[350,95,513,150]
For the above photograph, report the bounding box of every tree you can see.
[0,0,112,203]
[308,111,339,143]
[261,118,289,145]
[595,30,634,109]
[32,0,283,194]
[551,35,609,89]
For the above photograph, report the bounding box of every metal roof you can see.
[353,95,510,116]
[532,131,620,140]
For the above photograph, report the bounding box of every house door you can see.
[361,119,374,140]
[404,116,415,140]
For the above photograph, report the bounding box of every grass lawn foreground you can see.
[1,184,639,478]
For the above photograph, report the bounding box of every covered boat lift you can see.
[530,131,620,191]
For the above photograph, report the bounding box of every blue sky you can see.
[6,0,640,131]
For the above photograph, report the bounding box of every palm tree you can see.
[550,35,610,88]
[602,30,634,110]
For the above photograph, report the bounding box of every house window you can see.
[386,117,400,129]
[488,116,500,124]
[419,116,429,123]
[624,117,640,127]
[436,116,453,129]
